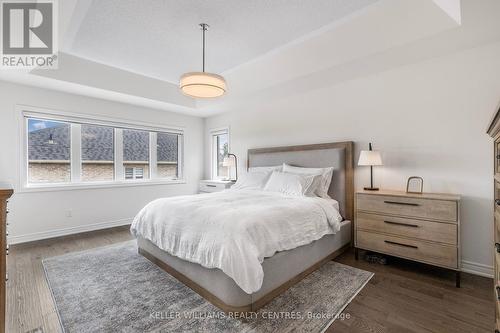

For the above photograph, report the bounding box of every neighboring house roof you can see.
[28,125,178,162]
[28,125,70,161]
[157,132,178,162]
[83,125,113,161]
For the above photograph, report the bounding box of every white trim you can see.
[114,128,124,180]
[461,260,494,278]
[17,179,186,193]
[209,126,230,180]
[177,133,184,180]
[150,132,158,179]
[18,104,184,133]
[70,123,81,182]
[8,218,133,245]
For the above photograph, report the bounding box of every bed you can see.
[132,141,354,312]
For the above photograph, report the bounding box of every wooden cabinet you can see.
[487,105,500,331]
[354,190,461,286]
[0,187,13,333]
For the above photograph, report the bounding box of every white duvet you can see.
[130,189,343,294]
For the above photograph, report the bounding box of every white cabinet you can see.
[199,180,234,193]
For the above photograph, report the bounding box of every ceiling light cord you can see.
[200,23,209,72]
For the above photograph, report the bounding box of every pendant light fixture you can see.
[180,23,227,98]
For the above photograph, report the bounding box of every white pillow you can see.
[263,171,315,196]
[282,164,334,198]
[232,165,282,190]
[232,171,272,190]
[248,165,282,173]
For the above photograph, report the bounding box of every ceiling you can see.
[4,0,500,117]
[64,0,379,83]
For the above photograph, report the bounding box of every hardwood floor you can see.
[6,226,133,333]
[6,226,494,333]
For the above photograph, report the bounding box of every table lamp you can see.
[222,153,238,182]
[358,143,383,191]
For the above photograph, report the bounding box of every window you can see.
[23,110,184,188]
[157,132,180,179]
[125,167,144,180]
[210,128,229,180]
[28,118,71,183]
[81,124,114,182]
[123,129,150,180]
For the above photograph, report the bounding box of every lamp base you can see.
[363,187,379,191]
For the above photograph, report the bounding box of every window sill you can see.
[18,179,187,193]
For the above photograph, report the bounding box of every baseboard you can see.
[461,260,494,278]
[9,218,133,244]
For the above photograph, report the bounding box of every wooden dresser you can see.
[487,105,500,332]
[0,187,13,333]
[354,189,461,287]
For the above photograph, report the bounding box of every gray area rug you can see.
[43,241,373,333]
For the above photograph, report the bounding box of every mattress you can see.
[137,220,351,308]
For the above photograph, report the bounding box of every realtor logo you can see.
[1,0,58,69]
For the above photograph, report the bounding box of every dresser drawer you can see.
[357,194,457,222]
[356,230,458,268]
[357,212,457,245]
[199,182,228,193]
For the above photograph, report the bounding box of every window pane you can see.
[216,133,229,178]
[123,129,149,180]
[81,124,114,182]
[28,118,71,183]
[157,133,179,179]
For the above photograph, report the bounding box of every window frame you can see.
[18,105,185,192]
[209,127,230,180]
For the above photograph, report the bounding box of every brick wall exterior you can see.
[82,164,114,182]
[28,162,178,182]
[158,164,178,178]
[29,163,71,183]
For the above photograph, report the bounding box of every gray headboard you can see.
[247,142,354,221]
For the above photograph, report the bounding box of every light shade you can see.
[180,72,227,98]
[358,150,383,166]
[222,155,236,167]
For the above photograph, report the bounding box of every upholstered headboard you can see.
[247,142,354,221]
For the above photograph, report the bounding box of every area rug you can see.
[43,241,373,333]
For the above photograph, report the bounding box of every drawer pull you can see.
[206,184,217,188]
[496,243,500,253]
[384,200,420,207]
[384,240,418,249]
[496,199,500,206]
[384,220,419,228]
[497,286,500,300]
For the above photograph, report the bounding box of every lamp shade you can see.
[222,155,235,167]
[180,72,227,98]
[358,150,383,166]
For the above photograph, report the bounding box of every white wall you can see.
[0,81,205,243]
[205,42,500,277]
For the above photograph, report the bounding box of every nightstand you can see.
[354,189,461,287]
[199,180,234,193]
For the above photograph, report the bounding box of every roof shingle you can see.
[29,126,178,162]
